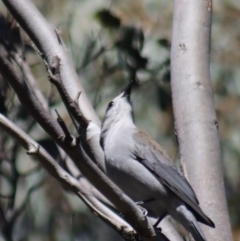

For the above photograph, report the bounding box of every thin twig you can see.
[10,51,49,110]
[48,56,89,129]
[0,193,14,199]
[0,170,12,183]
[0,113,137,240]
[55,109,73,144]
[12,180,44,223]
[78,46,106,71]
[0,45,66,143]
[0,206,8,227]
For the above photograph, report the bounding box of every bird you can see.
[100,81,215,241]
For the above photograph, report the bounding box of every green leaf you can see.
[94,9,121,29]
[157,38,171,49]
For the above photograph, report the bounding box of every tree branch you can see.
[2,0,100,125]
[0,45,65,143]
[0,114,137,240]
[0,42,160,241]
[10,51,49,110]
[171,1,232,240]
[47,56,105,172]
[1,1,182,239]
[12,180,44,223]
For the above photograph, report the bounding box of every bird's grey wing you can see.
[132,131,214,227]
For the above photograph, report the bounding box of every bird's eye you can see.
[107,101,114,110]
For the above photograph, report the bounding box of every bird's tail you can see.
[170,205,207,241]
[187,220,207,241]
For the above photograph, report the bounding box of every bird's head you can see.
[102,81,135,127]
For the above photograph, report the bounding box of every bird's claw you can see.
[136,204,148,216]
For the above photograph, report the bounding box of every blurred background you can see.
[0,0,239,240]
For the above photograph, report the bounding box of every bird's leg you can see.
[153,212,167,229]
[137,205,148,216]
[135,198,156,217]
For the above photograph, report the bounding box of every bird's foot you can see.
[136,205,148,216]
[153,213,167,228]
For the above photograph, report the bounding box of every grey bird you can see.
[100,82,215,241]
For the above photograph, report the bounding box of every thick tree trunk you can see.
[170,0,233,240]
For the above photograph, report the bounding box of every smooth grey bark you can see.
[2,0,100,125]
[0,114,134,238]
[171,0,233,240]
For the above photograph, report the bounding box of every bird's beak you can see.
[122,81,134,99]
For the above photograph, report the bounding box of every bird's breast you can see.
[102,129,171,217]
[105,149,168,201]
